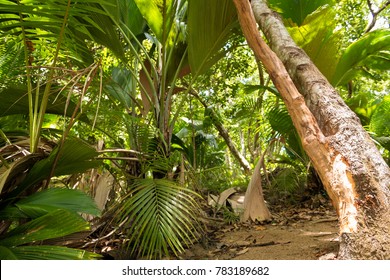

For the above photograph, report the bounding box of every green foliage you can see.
[0,40,25,84]
[117,178,200,259]
[269,166,307,204]
[0,199,100,260]
[370,95,390,137]
[346,91,381,126]
[0,245,99,260]
[187,0,238,76]
[1,188,101,219]
[0,0,127,64]
[133,0,177,45]
[0,86,82,118]
[9,138,100,199]
[102,0,146,38]
[267,106,307,163]
[269,0,335,26]
[287,6,341,80]
[0,136,101,259]
[332,29,390,86]
[221,206,240,224]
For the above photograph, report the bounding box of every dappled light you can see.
[0,0,389,260]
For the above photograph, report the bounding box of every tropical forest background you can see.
[0,0,389,259]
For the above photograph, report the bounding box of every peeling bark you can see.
[234,0,390,259]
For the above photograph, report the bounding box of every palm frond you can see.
[1,138,100,202]
[0,39,25,83]
[187,0,238,76]
[370,95,390,137]
[267,106,294,136]
[1,245,100,260]
[0,0,125,65]
[1,188,101,219]
[270,167,306,194]
[118,178,200,259]
[0,209,89,247]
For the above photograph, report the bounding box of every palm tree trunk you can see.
[233,0,390,259]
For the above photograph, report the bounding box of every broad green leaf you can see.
[102,0,146,37]
[0,153,43,195]
[11,188,101,218]
[105,67,136,109]
[0,209,89,247]
[133,0,176,44]
[187,0,238,76]
[332,29,390,86]
[13,138,100,196]
[372,136,390,152]
[287,6,341,81]
[268,0,335,26]
[2,245,100,260]
[30,139,99,176]
[0,246,18,259]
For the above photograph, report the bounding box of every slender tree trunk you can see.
[233,0,390,259]
[191,91,252,174]
[213,119,252,174]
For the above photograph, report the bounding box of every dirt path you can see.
[180,207,339,260]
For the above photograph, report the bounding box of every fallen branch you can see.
[230,240,291,249]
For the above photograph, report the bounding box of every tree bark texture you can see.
[234,0,390,259]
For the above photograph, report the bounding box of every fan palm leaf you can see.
[117,178,200,259]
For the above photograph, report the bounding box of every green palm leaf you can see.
[370,95,390,137]
[187,0,238,76]
[267,106,307,162]
[268,0,335,26]
[133,0,178,43]
[332,29,390,86]
[102,0,145,37]
[3,138,100,201]
[0,209,89,247]
[287,6,341,80]
[0,153,43,196]
[0,245,100,260]
[0,0,125,65]
[1,188,100,219]
[118,178,200,259]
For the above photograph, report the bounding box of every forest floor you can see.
[178,198,340,260]
[93,192,340,260]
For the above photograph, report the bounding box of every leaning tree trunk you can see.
[233,0,390,259]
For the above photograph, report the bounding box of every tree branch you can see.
[365,0,390,33]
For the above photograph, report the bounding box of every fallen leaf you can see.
[254,225,266,231]
[236,248,249,255]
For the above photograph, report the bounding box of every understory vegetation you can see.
[0,0,389,259]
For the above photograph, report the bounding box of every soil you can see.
[179,203,340,260]
[91,192,340,260]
